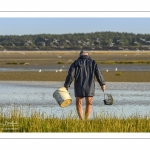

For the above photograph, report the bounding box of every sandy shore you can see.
[0,71,150,82]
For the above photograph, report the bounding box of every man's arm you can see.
[64,62,76,89]
[94,63,106,91]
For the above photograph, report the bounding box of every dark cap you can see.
[80,50,89,55]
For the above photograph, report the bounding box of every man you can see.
[64,50,106,120]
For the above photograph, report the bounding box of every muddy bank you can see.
[0,71,149,82]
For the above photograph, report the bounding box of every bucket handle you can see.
[103,91,106,99]
[58,89,70,95]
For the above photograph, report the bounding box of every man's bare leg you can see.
[85,97,93,120]
[76,97,84,120]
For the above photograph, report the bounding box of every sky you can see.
[1,18,150,35]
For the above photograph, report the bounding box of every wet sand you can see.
[0,71,150,82]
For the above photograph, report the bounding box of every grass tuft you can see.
[58,61,65,64]
[5,62,18,65]
[115,72,123,76]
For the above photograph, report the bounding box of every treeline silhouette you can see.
[0,31,150,51]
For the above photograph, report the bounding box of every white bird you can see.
[66,40,71,44]
[24,43,29,46]
[106,69,108,72]
[18,51,25,55]
[115,68,117,71]
[27,40,32,44]
[53,39,59,45]
[67,59,73,62]
[57,55,62,58]
[60,46,64,49]
[96,38,100,43]
[41,42,45,46]
[24,62,30,65]
[134,41,138,44]
[110,43,114,47]
[56,70,58,72]
[78,40,82,44]
[58,66,64,72]
[53,45,58,48]
[38,69,41,72]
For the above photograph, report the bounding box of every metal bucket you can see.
[53,87,72,108]
[103,93,114,105]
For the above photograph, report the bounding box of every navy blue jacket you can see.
[64,55,105,97]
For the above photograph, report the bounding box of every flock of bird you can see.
[106,68,117,72]
[1,37,146,73]
[1,48,140,73]
[1,36,150,52]
[55,66,64,73]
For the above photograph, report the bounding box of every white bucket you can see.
[53,87,72,108]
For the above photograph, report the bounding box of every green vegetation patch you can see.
[97,61,115,64]
[115,72,123,76]
[5,62,30,65]
[97,60,150,64]
[58,61,65,64]
[5,62,18,65]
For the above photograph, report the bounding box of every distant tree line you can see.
[0,31,150,51]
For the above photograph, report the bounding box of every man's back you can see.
[64,55,105,97]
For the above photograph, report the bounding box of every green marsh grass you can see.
[5,62,18,65]
[115,72,123,76]
[1,107,150,132]
[97,60,150,64]
[5,62,29,65]
[58,61,65,64]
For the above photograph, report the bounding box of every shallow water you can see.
[0,64,150,72]
[0,81,150,119]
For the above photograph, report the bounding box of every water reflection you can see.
[0,81,150,119]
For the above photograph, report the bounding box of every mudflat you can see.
[0,51,150,66]
[0,50,149,82]
[0,71,149,82]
